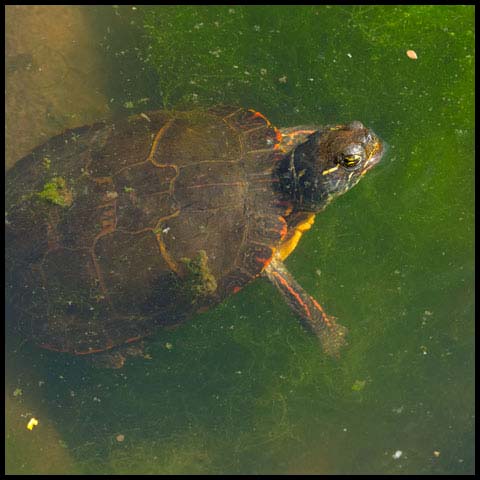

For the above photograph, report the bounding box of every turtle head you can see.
[278,121,384,212]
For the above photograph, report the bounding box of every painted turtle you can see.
[5,107,384,366]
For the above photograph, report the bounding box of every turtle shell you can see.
[5,107,289,354]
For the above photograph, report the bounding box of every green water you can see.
[6,5,474,474]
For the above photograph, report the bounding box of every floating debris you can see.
[392,450,403,459]
[26,417,39,431]
[13,388,23,397]
[116,434,125,442]
[406,49,418,60]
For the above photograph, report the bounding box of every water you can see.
[5,5,474,474]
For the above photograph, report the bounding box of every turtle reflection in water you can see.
[5,107,384,367]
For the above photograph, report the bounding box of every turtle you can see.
[5,106,384,367]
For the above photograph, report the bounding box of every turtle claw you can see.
[316,321,348,358]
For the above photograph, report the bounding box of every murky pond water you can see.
[5,5,474,474]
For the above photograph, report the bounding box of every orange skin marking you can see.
[275,200,294,216]
[275,128,283,143]
[273,128,283,149]
[272,271,312,320]
[284,205,293,216]
[233,286,242,294]
[256,256,273,268]
[309,296,334,329]
[277,216,288,240]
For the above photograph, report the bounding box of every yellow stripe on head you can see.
[322,165,339,176]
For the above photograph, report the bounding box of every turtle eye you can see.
[338,153,363,169]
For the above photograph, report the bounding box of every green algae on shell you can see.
[37,177,73,207]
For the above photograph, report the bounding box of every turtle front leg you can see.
[264,257,347,357]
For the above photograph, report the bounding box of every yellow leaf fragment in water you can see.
[26,417,39,430]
